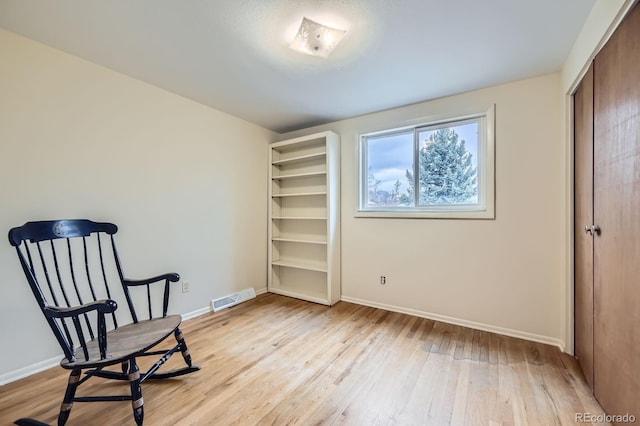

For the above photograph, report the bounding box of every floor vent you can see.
[211,288,256,312]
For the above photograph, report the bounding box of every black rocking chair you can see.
[8,219,200,425]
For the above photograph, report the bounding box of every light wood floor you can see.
[0,293,608,425]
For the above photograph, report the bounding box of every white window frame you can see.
[356,105,495,219]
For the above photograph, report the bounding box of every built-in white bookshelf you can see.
[268,131,340,305]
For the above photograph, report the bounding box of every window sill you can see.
[355,208,495,219]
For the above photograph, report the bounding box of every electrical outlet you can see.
[182,280,190,293]
[380,276,386,285]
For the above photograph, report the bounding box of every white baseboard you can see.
[11,288,551,386]
[181,306,211,321]
[0,355,61,386]
[182,287,267,321]
[340,295,566,352]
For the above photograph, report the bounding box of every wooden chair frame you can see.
[8,220,200,425]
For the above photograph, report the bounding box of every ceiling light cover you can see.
[289,17,346,58]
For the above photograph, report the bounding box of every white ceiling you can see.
[0,0,595,133]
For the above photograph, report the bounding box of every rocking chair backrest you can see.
[8,219,156,363]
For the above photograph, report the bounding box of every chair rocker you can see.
[8,219,200,425]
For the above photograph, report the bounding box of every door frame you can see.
[564,0,637,355]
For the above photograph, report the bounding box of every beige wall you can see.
[281,73,566,348]
[0,29,276,381]
[1,0,633,382]
[275,0,636,354]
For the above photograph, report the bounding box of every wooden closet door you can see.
[573,64,594,390]
[593,3,640,417]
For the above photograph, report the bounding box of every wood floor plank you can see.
[0,293,607,425]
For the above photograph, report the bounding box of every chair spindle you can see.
[97,234,118,328]
[82,237,98,302]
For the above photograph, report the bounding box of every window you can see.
[358,107,494,219]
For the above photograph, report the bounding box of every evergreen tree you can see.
[404,128,477,204]
[367,166,381,204]
[392,179,402,203]
[399,169,414,205]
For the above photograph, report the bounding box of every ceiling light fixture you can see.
[289,17,346,58]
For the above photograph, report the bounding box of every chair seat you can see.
[61,315,182,369]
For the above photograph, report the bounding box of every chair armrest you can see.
[123,273,180,319]
[43,299,118,319]
[123,273,180,287]
[44,299,117,361]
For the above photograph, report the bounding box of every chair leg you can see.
[128,358,144,426]
[58,369,80,426]
[174,328,193,367]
